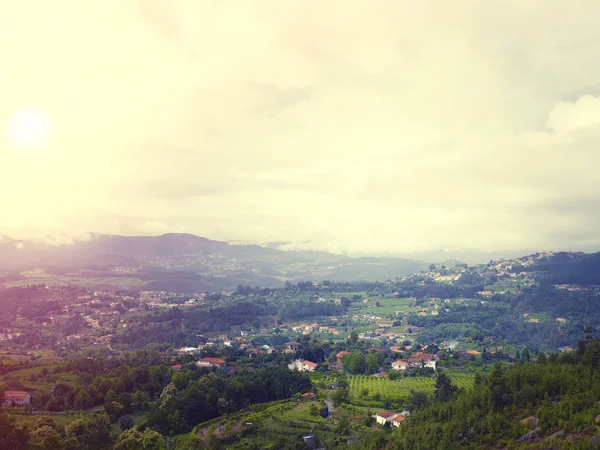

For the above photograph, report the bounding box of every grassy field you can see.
[347,372,475,406]
[6,269,149,288]
[0,364,80,393]
[192,397,368,449]
[8,410,108,428]
[348,297,421,315]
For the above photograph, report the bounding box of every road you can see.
[324,400,334,419]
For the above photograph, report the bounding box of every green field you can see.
[6,269,149,288]
[0,364,80,393]
[348,297,421,315]
[347,373,474,405]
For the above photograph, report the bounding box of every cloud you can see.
[545,95,600,132]
[2,1,600,257]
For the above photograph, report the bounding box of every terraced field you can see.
[348,372,474,402]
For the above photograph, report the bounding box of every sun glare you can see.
[6,108,51,151]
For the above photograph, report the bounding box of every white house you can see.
[375,411,399,426]
[197,357,227,369]
[391,360,409,371]
[2,391,31,407]
[288,359,318,372]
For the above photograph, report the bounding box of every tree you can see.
[336,417,350,435]
[408,390,430,410]
[105,389,118,404]
[365,354,379,374]
[114,429,165,450]
[119,416,134,432]
[434,373,457,402]
[309,404,319,416]
[105,401,124,422]
[75,389,92,410]
[350,331,359,344]
[331,389,350,406]
[29,426,63,450]
[0,412,28,449]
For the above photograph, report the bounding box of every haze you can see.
[2,1,600,257]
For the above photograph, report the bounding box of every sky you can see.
[2,1,600,257]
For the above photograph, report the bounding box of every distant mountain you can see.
[0,233,429,292]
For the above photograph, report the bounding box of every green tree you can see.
[75,389,92,410]
[29,426,63,450]
[434,373,457,402]
[365,353,379,374]
[331,388,350,406]
[105,389,118,404]
[119,415,134,431]
[0,412,28,449]
[105,401,124,422]
[114,428,165,450]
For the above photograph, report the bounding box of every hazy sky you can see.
[2,1,600,256]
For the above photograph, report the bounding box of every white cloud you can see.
[545,95,600,132]
[2,1,600,256]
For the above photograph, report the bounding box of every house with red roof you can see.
[375,411,399,426]
[392,415,406,427]
[2,391,31,407]
[336,351,352,360]
[288,359,318,372]
[197,357,227,369]
[391,359,409,371]
[170,364,183,371]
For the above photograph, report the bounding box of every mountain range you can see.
[0,233,432,292]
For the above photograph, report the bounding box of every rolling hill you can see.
[0,233,429,292]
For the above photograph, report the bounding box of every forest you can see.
[389,338,600,449]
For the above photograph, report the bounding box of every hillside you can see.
[0,233,429,291]
[391,340,600,449]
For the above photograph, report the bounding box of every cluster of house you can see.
[391,352,437,371]
[290,323,341,336]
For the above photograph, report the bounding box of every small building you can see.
[375,411,399,426]
[391,359,409,371]
[2,391,31,407]
[170,364,183,371]
[288,359,318,372]
[197,357,227,369]
[392,415,406,427]
[336,351,352,360]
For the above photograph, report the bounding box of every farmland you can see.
[347,372,475,407]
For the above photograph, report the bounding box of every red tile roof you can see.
[170,364,183,370]
[198,357,226,365]
[302,360,318,368]
[3,391,29,401]
[393,416,406,423]
[376,411,397,418]
[337,351,352,359]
